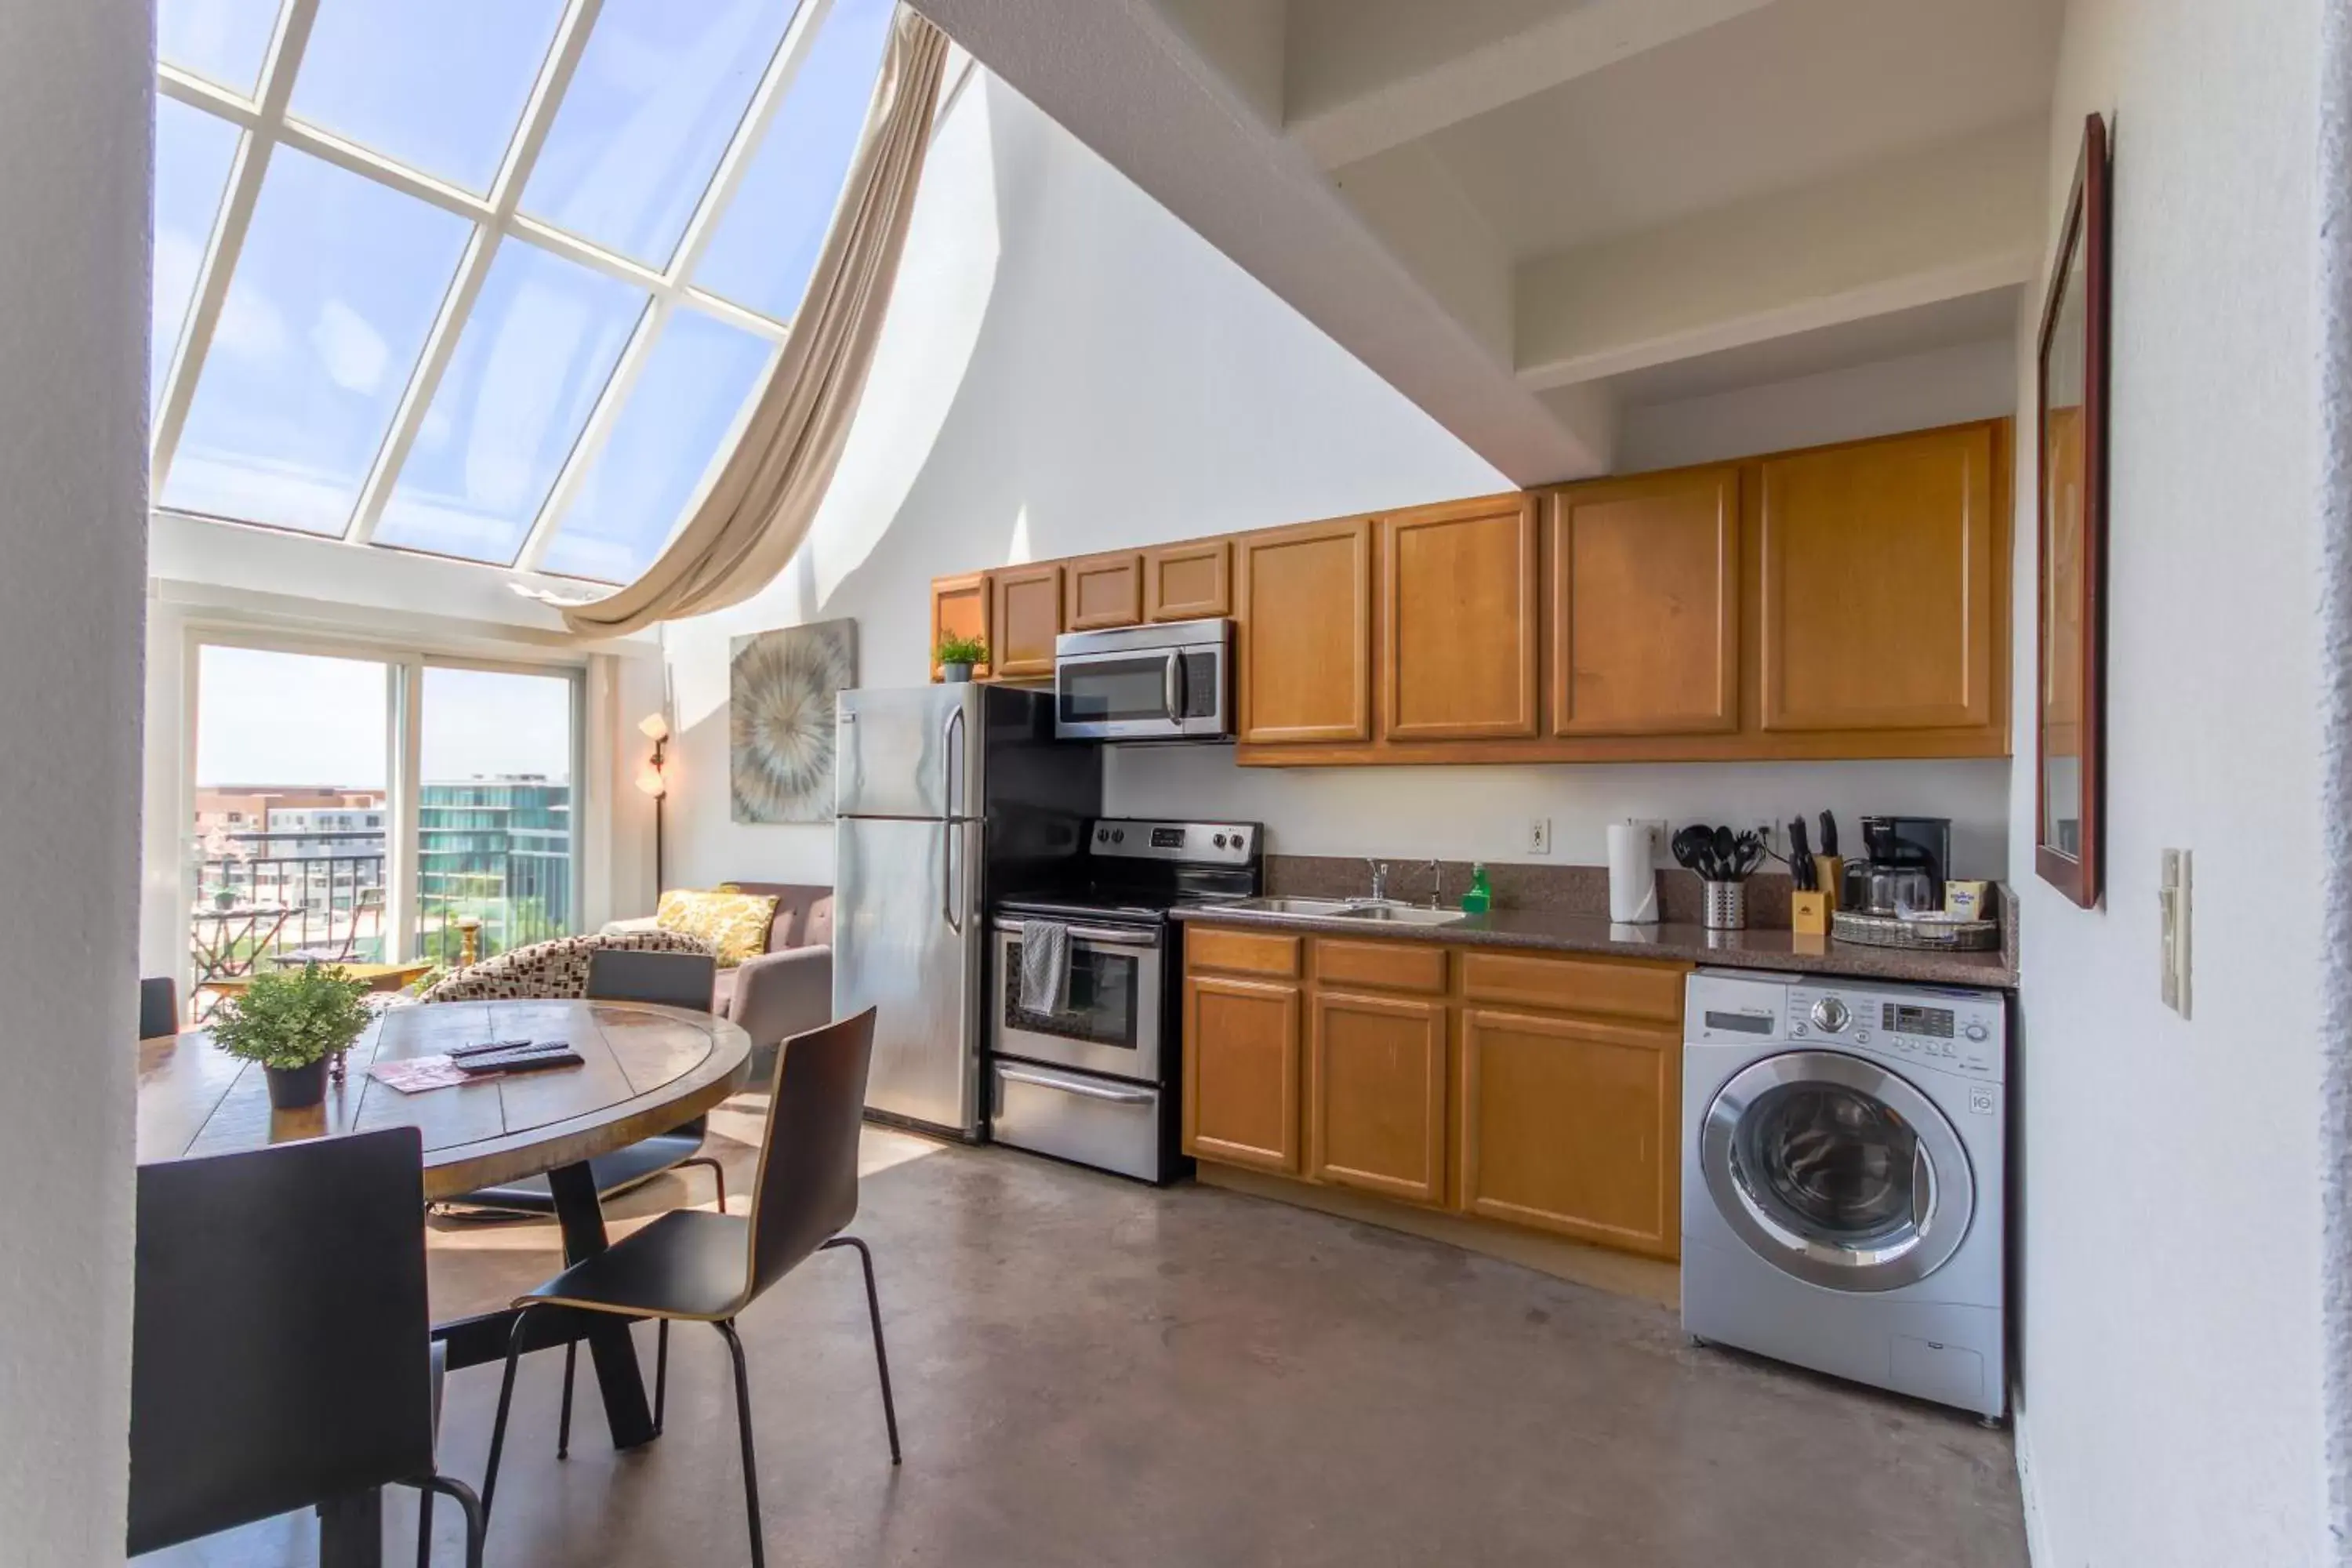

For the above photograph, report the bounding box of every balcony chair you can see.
[481,1008,898,1568]
[129,1127,483,1566]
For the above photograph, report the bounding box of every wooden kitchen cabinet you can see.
[1064,552,1144,631]
[1308,989,1448,1204]
[1756,423,2003,734]
[1381,495,1540,742]
[990,563,1065,681]
[1182,974,1302,1174]
[1145,539,1231,622]
[1458,1007,1680,1260]
[929,573,991,682]
[1235,517,1374,744]
[1548,466,1739,736]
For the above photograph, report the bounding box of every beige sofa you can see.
[604,883,833,1058]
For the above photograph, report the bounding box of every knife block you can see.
[1791,890,1831,937]
[1811,855,1844,912]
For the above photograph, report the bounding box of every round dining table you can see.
[136,996,755,1567]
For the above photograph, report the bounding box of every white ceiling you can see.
[913,0,2065,483]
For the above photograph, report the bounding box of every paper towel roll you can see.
[1607,822,1660,924]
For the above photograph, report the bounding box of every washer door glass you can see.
[1702,1051,1973,1293]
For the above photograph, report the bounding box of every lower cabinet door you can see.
[1182,974,1301,1173]
[1458,1008,1679,1259]
[1308,989,1447,1204]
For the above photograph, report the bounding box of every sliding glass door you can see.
[188,638,583,1000]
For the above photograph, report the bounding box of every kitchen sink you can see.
[1228,897,1465,926]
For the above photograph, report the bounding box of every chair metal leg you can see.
[822,1235,902,1464]
[715,1319,767,1568]
[654,1318,670,1434]
[480,1309,534,1520]
[412,1473,485,1568]
[557,1339,576,1459]
[678,1154,729,1213]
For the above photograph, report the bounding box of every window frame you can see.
[150,0,848,578]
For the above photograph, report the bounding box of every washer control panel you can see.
[1788,984,2004,1078]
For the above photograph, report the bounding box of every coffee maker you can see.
[1846,815,1952,915]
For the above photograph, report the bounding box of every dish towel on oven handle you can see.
[1019,920,1072,1015]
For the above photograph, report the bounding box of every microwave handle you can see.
[1163,650,1183,723]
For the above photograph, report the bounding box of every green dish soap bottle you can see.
[1461,862,1493,915]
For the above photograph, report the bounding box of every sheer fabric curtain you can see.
[553,5,951,637]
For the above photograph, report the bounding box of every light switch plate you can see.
[1526,817,1552,855]
[2159,848,2192,1018]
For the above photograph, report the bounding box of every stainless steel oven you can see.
[1054,619,1232,741]
[989,917,1163,1083]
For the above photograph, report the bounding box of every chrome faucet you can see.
[1364,858,1388,902]
[1424,858,1443,909]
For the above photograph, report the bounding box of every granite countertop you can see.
[1171,903,2018,990]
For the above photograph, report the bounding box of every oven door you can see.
[1054,643,1229,740]
[991,919,1163,1083]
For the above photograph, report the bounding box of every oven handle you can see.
[997,1064,1158,1105]
[992,917,1161,946]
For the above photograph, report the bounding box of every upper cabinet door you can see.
[991,564,1065,681]
[1236,518,1374,744]
[1064,552,1143,631]
[929,573,990,683]
[1381,495,1540,742]
[1145,539,1231,621]
[1757,423,2002,733]
[1549,469,1739,736]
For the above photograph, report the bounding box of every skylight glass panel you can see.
[152,96,241,413]
[158,0,282,96]
[163,147,470,535]
[539,308,772,583]
[289,0,564,194]
[692,0,895,322]
[374,244,644,564]
[521,0,797,267]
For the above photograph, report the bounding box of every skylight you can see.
[151,0,898,584]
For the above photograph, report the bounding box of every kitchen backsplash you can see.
[1265,855,1802,928]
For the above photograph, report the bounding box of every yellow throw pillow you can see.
[655,888,778,968]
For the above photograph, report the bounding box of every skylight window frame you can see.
[150,0,839,577]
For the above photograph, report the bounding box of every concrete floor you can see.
[152,1092,2028,1567]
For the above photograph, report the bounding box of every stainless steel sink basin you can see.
[1228,897,1465,926]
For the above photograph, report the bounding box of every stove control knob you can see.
[1213,833,1229,848]
[1111,829,1125,844]
[1809,997,1850,1033]
[1095,828,1108,842]
[1963,1022,1990,1043]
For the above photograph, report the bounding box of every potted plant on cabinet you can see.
[935,634,987,683]
[209,962,373,1110]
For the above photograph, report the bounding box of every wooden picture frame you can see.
[2034,113,2110,907]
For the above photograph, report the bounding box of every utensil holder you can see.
[1702,880,1747,931]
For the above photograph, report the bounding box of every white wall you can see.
[0,2,147,1560]
[2005,2,2331,1562]
[661,68,2012,891]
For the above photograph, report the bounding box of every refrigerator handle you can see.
[942,826,962,935]
[942,699,966,818]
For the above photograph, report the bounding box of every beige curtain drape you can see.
[551,5,951,637]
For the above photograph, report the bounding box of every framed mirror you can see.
[2035,112,2110,908]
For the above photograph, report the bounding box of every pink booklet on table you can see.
[367,1054,473,1094]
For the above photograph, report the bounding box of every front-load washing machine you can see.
[1682,970,2007,1419]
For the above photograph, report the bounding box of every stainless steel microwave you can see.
[1054,619,1232,741]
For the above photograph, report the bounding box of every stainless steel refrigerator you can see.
[833,684,1099,1138]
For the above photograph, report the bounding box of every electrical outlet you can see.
[2159,849,2192,1018]
[1526,817,1552,855]
[1634,818,1669,863]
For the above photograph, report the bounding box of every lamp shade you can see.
[637,712,670,742]
[634,765,667,798]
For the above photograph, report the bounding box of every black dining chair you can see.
[139,976,178,1040]
[129,1127,483,1566]
[480,1008,898,1568]
[442,948,729,1226]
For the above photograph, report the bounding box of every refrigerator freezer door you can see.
[836,815,985,1134]
[836,685,985,821]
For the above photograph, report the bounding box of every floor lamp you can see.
[635,713,670,895]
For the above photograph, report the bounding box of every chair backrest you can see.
[586,946,718,1011]
[129,1128,434,1556]
[742,1007,876,1300]
[139,976,179,1040]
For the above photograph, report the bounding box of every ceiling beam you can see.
[1514,121,2045,390]
[1290,0,1782,171]
[914,0,1603,484]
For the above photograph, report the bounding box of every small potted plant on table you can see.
[209,962,373,1110]
[935,634,987,683]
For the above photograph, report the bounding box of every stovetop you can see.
[991,817,1263,927]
